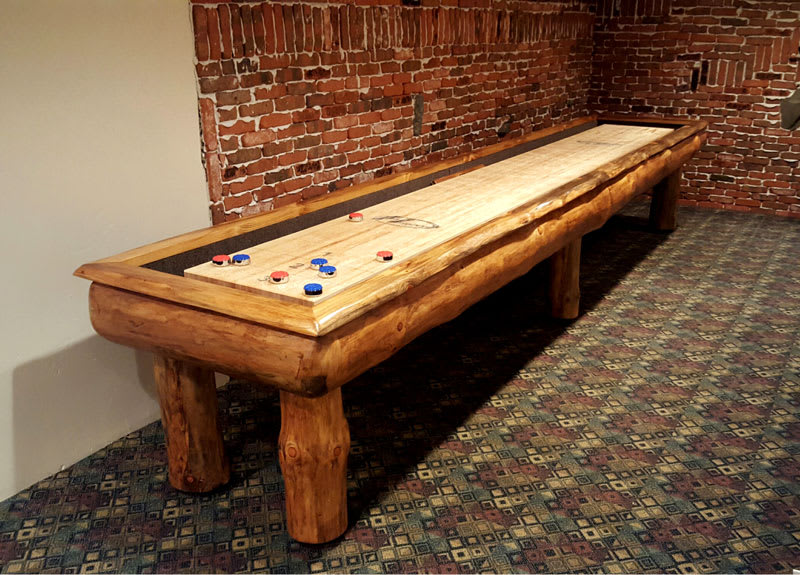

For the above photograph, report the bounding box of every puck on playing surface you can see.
[269,271,289,284]
[348,212,364,222]
[310,257,328,270]
[212,255,231,266]
[376,250,393,262]
[232,254,250,266]
[304,283,323,296]
[318,265,337,278]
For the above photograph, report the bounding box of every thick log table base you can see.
[279,388,350,544]
[155,355,350,543]
[549,238,582,320]
[154,355,230,492]
[649,169,681,231]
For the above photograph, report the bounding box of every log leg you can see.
[649,169,681,231]
[153,355,230,492]
[279,388,350,544]
[549,238,581,320]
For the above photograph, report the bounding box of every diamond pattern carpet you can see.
[1,204,798,573]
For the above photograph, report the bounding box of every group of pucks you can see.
[211,254,250,266]
[209,212,394,298]
[302,257,334,296]
[301,213,394,297]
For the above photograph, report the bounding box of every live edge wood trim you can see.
[312,131,704,334]
[88,283,326,394]
[316,133,704,390]
[87,130,705,397]
[76,116,706,339]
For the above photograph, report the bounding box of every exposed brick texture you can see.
[192,1,800,222]
[191,1,594,223]
[592,0,800,218]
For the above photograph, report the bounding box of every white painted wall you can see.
[0,1,210,500]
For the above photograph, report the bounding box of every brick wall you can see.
[592,0,800,217]
[191,1,594,223]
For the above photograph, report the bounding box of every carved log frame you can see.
[75,115,706,543]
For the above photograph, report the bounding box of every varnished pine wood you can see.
[185,125,672,303]
[311,133,705,336]
[88,283,325,395]
[316,135,705,388]
[77,262,319,335]
[76,122,706,338]
[549,238,581,319]
[153,355,230,492]
[279,388,350,543]
[598,114,701,127]
[649,169,681,231]
[85,135,706,392]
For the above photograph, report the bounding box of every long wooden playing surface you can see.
[185,124,673,304]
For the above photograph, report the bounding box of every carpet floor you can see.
[1,204,799,574]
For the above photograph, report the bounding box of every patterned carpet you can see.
[1,204,799,574]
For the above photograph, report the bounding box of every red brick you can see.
[199,99,218,152]
[230,5,244,58]
[322,130,348,144]
[218,120,255,136]
[278,151,308,166]
[333,116,359,129]
[205,152,223,202]
[198,76,238,94]
[276,175,313,194]
[218,6,232,59]
[239,101,273,118]
[274,95,306,111]
[241,130,277,147]
[277,124,304,139]
[223,191,253,211]
[317,79,346,92]
[207,8,221,61]
[292,108,320,123]
[193,6,209,62]
[196,62,222,78]
[225,175,262,195]
[348,125,371,139]
[259,113,292,129]
[246,157,278,175]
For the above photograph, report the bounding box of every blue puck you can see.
[232,254,250,265]
[318,265,337,278]
[310,258,328,270]
[304,283,323,296]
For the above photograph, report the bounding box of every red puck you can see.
[376,250,393,262]
[348,212,364,222]
[212,255,231,266]
[270,270,289,284]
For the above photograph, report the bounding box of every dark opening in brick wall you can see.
[591,0,800,217]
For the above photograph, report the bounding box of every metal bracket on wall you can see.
[781,88,800,130]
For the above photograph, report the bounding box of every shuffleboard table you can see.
[75,114,706,543]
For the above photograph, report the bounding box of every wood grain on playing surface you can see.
[185,124,673,304]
